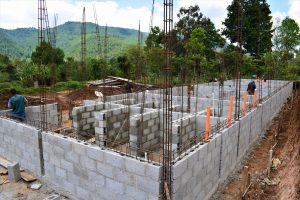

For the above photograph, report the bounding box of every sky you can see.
[0,0,299,32]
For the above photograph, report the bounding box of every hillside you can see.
[0,21,147,59]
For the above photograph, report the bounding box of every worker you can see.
[247,81,256,95]
[7,88,28,121]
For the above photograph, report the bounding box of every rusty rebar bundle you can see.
[162,0,173,199]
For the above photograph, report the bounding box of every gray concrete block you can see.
[7,162,21,183]
[173,159,187,179]
[106,177,125,194]
[136,176,161,196]
[96,162,115,179]
[125,158,145,177]
[86,146,104,162]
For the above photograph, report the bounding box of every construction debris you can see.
[263,177,280,186]
[30,182,43,190]
[21,171,37,182]
[7,162,21,183]
[271,158,281,170]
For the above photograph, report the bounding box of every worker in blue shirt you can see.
[8,88,28,121]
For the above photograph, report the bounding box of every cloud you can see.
[0,0,298,33]
[288,0,300,24]
[0,0,163,32]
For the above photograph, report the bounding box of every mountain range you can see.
[0,21,147,59]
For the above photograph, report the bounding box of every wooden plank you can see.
[21,171,36,182]
[0,156,10,168]
[0,166,7,175]
[87,137,96,143]
[0,156,24,171]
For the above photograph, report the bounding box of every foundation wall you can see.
[72,104,105,135]
[0,103,59,128]
[42,132,162,200]
[94,107,129,145]
[0,118,42,176]
[171,115,222,152]
[129,111,161,153]
[172,82,293,200]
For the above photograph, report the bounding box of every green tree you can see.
[277,17,300,54]
[31,41,65,84]
[87,58,108,80]
[126,45,146,81]
[145,26,163,49]
[31,41,64,65]
[223,0,273,58]
[176,5,225,58]
[117,56,131,78]
[15,60,38,87]
[0,54,17,81]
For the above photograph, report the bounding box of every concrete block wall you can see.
[0,118,42,176]
[94,107,129,146]
[171,116,196,152]
[129,111,160,155]
[0,103,59,128]
[172,134,221,200]
[171,114,222,153]
[172,81,293,200]
[72,104,105,135]
[26,104,59,127]
[42,132,162,200]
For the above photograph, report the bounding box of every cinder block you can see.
[82,112,91,119]
[85,105,95,112]
[105,152,125,168]
[173,159,187,179]
[136,176,161,196]
[86,147,104,162]
[7,162,21,182]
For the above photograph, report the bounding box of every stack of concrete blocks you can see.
[171,116,196,154]
[94,107,129,146]
[72,104,104,136]
[129,111,160,156]
[171,82,293,200]
[171,114,222,156]
[42,132,162,200]
[0,103,59,128]
[25,103,59,126]
[0,118,43,176]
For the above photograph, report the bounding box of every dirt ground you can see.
[213,85,300,200]
[0,170,71,200]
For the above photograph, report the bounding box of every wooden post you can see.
[228,96,233,127]
[243,91,247,116]
[205,106,211,141]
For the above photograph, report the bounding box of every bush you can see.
[0,82,11,90]
[51,81,83,92]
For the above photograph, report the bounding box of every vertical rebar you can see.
[162,0,173,198]
[104,24,108,62]
[234,0,243,121]
[38,0,48,132]
[93,5,102,58]
[80,7,87,81]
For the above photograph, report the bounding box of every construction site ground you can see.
[212,85,300,200]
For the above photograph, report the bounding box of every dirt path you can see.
[215,85,300,200]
